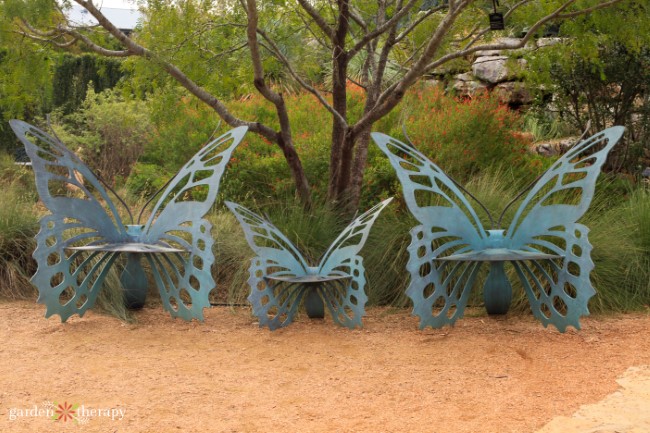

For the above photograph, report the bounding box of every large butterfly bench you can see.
[10,119,247,322]
[371,127,624,332]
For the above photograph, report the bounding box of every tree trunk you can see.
[327,0,350,203]
[348,127,372,209]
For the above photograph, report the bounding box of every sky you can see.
[94,0,139,8]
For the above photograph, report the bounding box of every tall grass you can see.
[587,187,650,312]
[209,173,650,316]
[0,183,39,299]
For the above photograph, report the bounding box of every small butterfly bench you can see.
[10,120,247,322]
[372,127,624,332]
[227,199,392,330]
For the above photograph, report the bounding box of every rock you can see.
[472,57,526,84]
[531,137,580,156]
[475,37,523,57]
[493,81,532,106]
[451,79,488,98]
[454,72,475,82]
[536,37,565,48]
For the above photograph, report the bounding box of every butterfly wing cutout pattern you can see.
[11,119,247,321]
[316,198,393,328]
[372,132,489,328]
[505,126,625,330]
[225,201,311,329]
[372,127,624,331]
[10,119,129,321]
[140,126,248,320]
[227,199,392,330]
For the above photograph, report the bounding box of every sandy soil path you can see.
[538,365,650,433]
[1,301,649,432]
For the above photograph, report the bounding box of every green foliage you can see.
[0,42,53,154]
[52,54,125,114]
[534,45,650,172]
[524,1,650,173]
[397,86,535,178]
[126,163,174,199]
[125,0,324,99]
[52,88,153,186]
[158,84,539,210]
[366,84,546,208]
[142,86,223,169]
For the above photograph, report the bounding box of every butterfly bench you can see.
[372,127,624,332]
[10,119,247,322]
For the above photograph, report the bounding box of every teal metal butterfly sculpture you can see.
[372,127,624,332]
[10,120,247,322]
[227,198,392,330]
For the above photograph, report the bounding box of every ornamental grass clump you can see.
[0,183,39,299]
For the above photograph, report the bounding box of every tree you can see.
[524,3,650,173]
[5,0,635,209]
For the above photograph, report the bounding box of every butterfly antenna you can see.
[46,114,134,224]
[135,121,223,224]
[571,120,592,149]
[401,124,495,229]
[497,120,593,226]
[497,174,542,227]
[136,177,175,224]
[206,120,222,142]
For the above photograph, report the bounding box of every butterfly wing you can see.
[506,127,625,331]
[226,201,310,330]
[316,198,392,328]
[10,120,128,321]
[371,132,489,328]
[140,126,247,320]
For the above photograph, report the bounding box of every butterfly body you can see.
[302,270,326,318]
[11,120,247,321]
[373,127,624,332]
[227,198,392,330]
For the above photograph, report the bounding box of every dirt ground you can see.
[1,301,650,433]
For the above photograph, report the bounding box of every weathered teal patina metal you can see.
[10,120,247,322]
[372,127,624,332]
[226,199,392,330]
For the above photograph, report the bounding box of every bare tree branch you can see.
[394,5,444,44]
[257,28,347,126]
[351,0,473,135]
[557,0,625,18]
[465,0,532,49]
[296,0,334,39]
[295,7,332,51]
[246,0,312,205]
[348,0,420,58]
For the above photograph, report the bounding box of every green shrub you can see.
[126,162,174,200]
[52,88,152,186]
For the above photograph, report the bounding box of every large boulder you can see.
[472,57,527,84]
